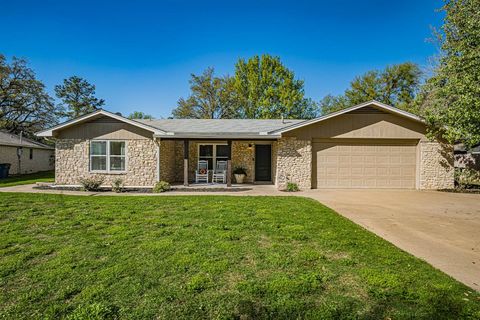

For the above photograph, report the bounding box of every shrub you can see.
[286,182,300,192]
[111,178,124,193]
[79,176,105,191]
[233,166,247,176]
[455,168,480,189]
[153,181,171,193]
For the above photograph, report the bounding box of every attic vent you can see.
[347,106,388,114]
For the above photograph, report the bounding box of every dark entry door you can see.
[255,145,271,181]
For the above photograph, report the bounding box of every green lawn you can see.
[0,193,479,319]
[0,170,54,187]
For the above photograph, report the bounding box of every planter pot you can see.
[234,174,246,184]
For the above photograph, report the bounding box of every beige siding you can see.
[0,145,54,175]
[284,113,428,140]
[56,117,152,140]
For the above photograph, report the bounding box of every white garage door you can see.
[314,141,417,189]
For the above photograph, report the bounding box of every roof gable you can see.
[36,109,166,137]
[270,101,424,135]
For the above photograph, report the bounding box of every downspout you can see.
[17,131,23,174]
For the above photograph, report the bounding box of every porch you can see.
[158,139,278,187]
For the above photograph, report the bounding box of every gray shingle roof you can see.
[0,131,54,149]
[136,119,305,136]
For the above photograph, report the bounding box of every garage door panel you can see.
[315,141,417,189]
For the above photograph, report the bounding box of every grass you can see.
[0,170,54,187]
[0,193,479,319]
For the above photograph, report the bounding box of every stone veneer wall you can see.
[55,139,158,186]
[231,141,255,183]
[159,140,176,182]
[419,141,454,189]
[275,137,312,190]
[173,140,198,182]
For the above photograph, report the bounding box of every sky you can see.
[1,0,444,118]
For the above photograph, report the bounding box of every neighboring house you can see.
[454,143,480,170]
[0,131,55,175]
[36,100,454,190]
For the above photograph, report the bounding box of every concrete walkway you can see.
[0,183,285,196]
[1,184,479,290]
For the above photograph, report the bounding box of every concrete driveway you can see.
[303,189,480,291]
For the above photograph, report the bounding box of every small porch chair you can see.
[195,160,209,183]
[212,160,227,183]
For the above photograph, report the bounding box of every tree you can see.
[320,63,423,115]
[128,111,154,120]
[233,54,316,119]
[420,0,480,147]
[55,76,105,119]
[172,68,237,119]
[0,54,60,138]
[318,94,349,115]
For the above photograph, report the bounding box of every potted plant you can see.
[233,166,247,184]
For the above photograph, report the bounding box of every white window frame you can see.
[89,140,127,173]
[198,143,228,170]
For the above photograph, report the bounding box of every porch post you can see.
[227,140,232,187]
[183,139,189,186]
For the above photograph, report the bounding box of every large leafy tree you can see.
[128,111,154,120]
[233,54,316,119]
[0,54,60,137]
[420,0,480,147]
[55,76,105,119]
[172,68,237,119]
[320,63,422,115]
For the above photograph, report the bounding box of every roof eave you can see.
[154,133,281,139]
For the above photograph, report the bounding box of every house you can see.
[0,131,55,175]
[454,143,480,170]
[36,100,454,190]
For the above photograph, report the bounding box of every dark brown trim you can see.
[183,139,189,186]
[227,140,232,187]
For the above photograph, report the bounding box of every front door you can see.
[255,144,272,181]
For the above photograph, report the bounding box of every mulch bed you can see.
[33,185,253,193]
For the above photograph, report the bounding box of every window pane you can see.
[91,156,107,170]
[199,157,213,170]
[91,141,107,155]
[216,145,229,157]
[110,156,125,171]
[199,145,213,157]
[110,141,125,156]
